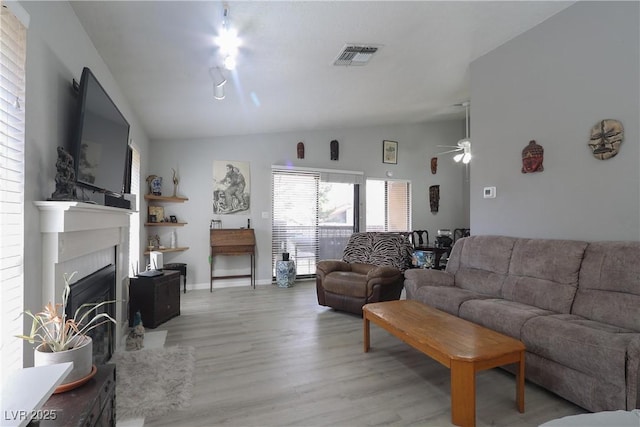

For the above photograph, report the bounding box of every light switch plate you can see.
[261,211,269,219]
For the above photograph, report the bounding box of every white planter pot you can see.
[34,336,93,384]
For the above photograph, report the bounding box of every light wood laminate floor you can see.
[143,282,586,427]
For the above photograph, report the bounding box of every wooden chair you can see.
[411,230,430,249]
[453,228,471,242]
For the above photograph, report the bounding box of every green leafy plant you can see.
[16,272,116,352]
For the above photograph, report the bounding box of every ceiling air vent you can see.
[334,45,379,66]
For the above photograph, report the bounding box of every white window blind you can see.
[271,169,319,277]
[366,179,411,232]
[128,145,140,276]
[1,2,27,374]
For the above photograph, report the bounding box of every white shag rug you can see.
[112,345,195,420]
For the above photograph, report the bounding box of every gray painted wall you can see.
[20,1,149,365]
[148,120,468,288]
[470,1,639,241]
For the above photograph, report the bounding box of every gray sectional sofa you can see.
[404,235,640,413]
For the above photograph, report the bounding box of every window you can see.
[1,2,28,374]
[128,145,140,276]
[366,179,411,232]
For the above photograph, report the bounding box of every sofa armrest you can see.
[316,260,351,276]
[626,335,640,410]
[367,265,403,280]
[404,268,454,300]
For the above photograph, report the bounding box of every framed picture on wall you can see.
[383,140,398,164]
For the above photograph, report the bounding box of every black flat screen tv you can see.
[73,67,130,197]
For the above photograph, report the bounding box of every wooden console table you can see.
[210,228,256,291]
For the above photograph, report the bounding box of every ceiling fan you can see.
[438,101,471,164]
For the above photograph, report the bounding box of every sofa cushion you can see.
[447,236,516,296]
[573,241,640,331]
[322,271,369,298]
[410,285,490,316]
[459,299,554,339]
[342,232,413,271]
[500,239,587,313]
[521,314,638,388]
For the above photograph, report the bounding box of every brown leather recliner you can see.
[316,232,413,315]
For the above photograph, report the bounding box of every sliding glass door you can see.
[272,168,360,278]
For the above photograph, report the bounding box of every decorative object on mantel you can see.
[429,185,440,213]
[383,140,398,164]
[213,160,250,214]
[430,157,437,174]
[588,119,624,160]
[171,168,179,197]
[16,271,116,389]
[146,174,162,195]
[49,146,78,201]
[297,141,305,159]
[330,139,339,161]
[522,140,544,173]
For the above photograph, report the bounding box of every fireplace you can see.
[35,201,132,358]
[66,264,116,365]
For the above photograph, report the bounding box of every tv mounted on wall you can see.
[72,67,130,198]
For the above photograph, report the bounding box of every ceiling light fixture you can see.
[215,3,241,70]
[210,67,227,100]
[437,101,472,164]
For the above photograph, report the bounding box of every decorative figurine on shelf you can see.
[522,140,544,173]
[146,175,162,195]
[297,142,305,159]
[171,168,179,197]
[588,119,624,160]
[125,311,145,351]
[330,139,339,161]
[49,146,78,201]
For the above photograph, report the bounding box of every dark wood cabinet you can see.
[129,270,180,328]
[37,364,116,427]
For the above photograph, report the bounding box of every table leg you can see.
[516,351,525,413]
[363,314,370,353]
[450,360,476,427]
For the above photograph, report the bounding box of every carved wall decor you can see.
[430,157,437,174]
[330,139,339,161]
[297,142,305,159]
[521,140,544,173]
[588,119,624,160]
[429,185,440,213]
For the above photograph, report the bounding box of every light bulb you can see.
[223,55,236,70]
[462,152,471,164]
[453,153,464,163]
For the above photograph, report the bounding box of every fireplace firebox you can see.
[66,264,116,365]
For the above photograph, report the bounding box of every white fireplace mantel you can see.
[35,201,132,350]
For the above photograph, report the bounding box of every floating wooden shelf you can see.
[144,246,189,255]
[144,194,189,203]
[144,222,187,227]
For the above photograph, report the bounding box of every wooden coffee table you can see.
[363,300,525,427]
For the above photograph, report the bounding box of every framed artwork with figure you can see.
[383,140,398,164]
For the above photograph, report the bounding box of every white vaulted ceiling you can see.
[70,1,575,141]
